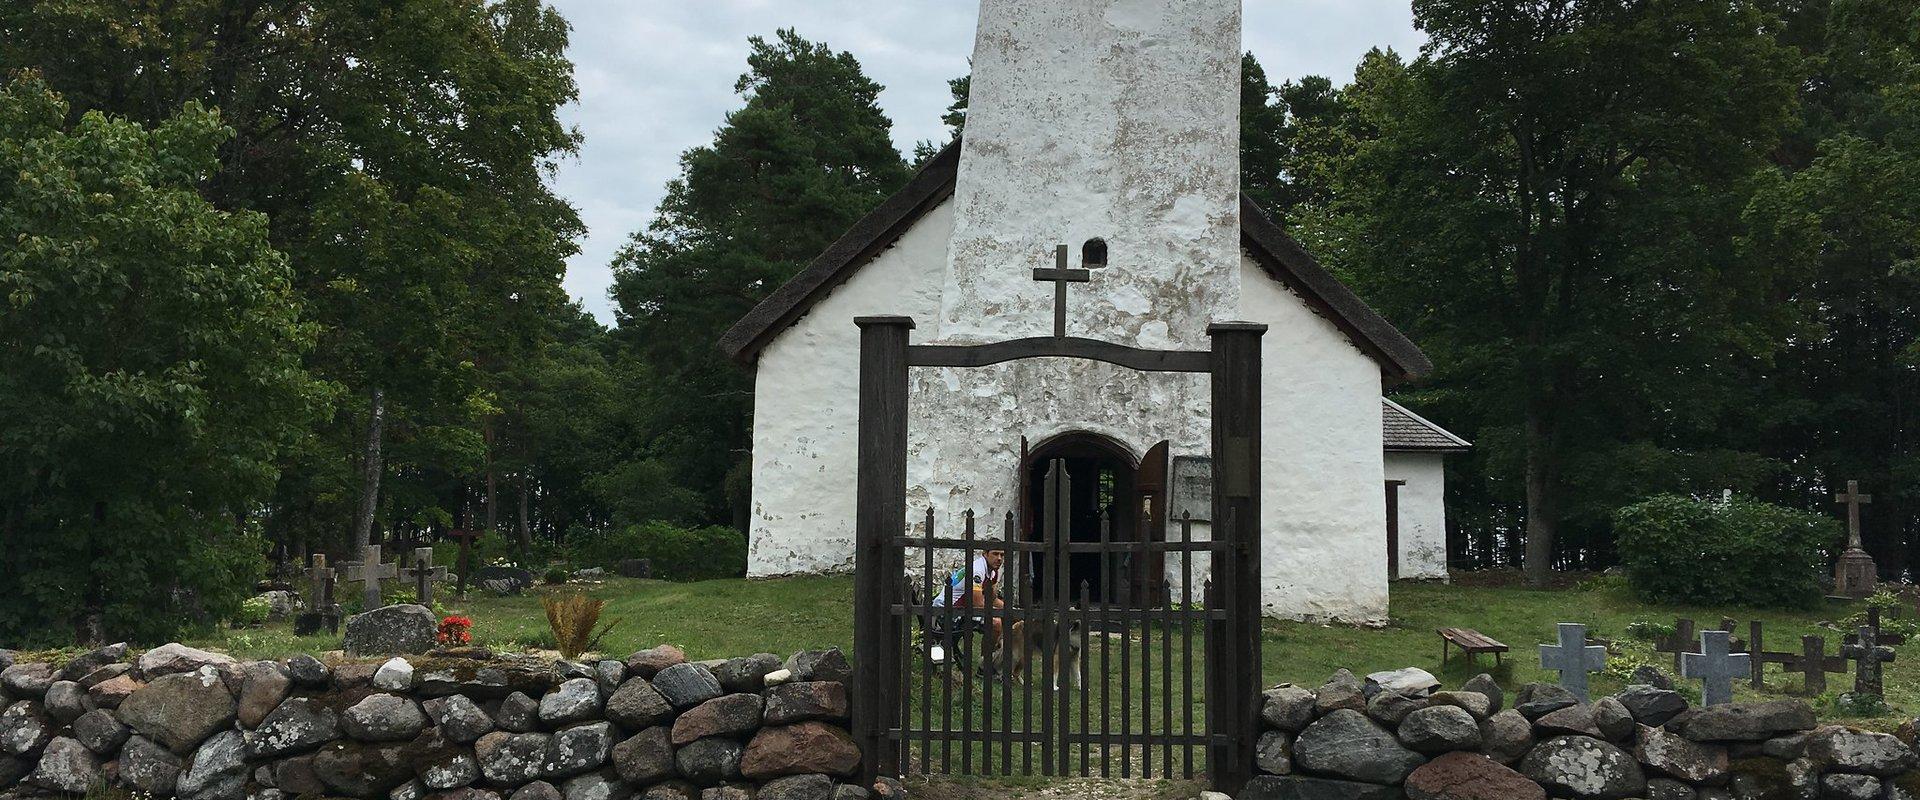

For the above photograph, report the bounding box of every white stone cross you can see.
[1682,630,1752,706]
[345,545,398,610]
[1539,623,1608,701]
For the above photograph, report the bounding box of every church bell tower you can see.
[938,0,1244,349]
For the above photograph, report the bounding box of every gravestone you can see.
[1539,623,1607,702]
[446,528,482,594]
[476,566,534,594]
[343,604,438,656]
[1682,630,1751,707]
[405,547,449,606]
[1832,480,1876,599]
[345,545,398,610]
[1841,624,1895,698]
[295,554,341,636]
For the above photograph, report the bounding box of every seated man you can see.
[931,548,1007,645]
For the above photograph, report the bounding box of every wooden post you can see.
[1207,322,1265,795]
[1385,480,1406,581]
[853,316,913,785]
[1803,636,1828,696]
[1750,620,1765,689]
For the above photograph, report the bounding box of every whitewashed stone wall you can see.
[1238,257,1389,625]
[746,204,952,575]
[1385,452,1450,581]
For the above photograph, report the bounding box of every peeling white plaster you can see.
[1238,256,1389,625]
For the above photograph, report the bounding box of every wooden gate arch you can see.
[847,246,1268,794]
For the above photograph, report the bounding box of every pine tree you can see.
[611,30,911,523]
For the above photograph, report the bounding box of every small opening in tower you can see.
[1082,238,1109,268]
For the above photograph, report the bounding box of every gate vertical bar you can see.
[853,316,913,785]
[1054,460,1073,777]
[1208,322,1265,794]
[1040,461,1059,775]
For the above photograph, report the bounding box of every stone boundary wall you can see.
[0,642,884,800]
[1245,668,1920,800]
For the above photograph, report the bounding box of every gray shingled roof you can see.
[1383,398,1471,452]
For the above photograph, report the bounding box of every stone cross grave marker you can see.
[297,553,342,635]
[1838,480,1873,550]
[1842,624,1896,697]
[1032,244,1091,339]
[306,553,333,610]
[345,544,398,610]
[1833,480,1877,597]
[1539,623,1608,701]
[406,547,449,606]
[1682,630,1752,706]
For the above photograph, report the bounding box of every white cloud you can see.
[546,1,1424,323]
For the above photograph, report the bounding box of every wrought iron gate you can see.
[887,459,1228,780]
[847,250,1268,792]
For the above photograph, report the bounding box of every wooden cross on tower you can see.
[1032,244,1091,339]
[345,544,398,610]
[1837,480,1873,551]
[406,547,449,606]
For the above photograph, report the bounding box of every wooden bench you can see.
[1439,627,1509,667]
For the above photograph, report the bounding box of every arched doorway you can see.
[1020,432,1167,606]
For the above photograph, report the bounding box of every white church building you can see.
[719,0,1468,624]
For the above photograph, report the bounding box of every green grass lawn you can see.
[188,572,1915,733]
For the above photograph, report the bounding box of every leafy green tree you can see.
[1314,0,1805,585]
[1741,0,1920,571]
[611,30,911,524]
[1241,54,1361,222]
[0,76,324,645]
[2,0,586,560]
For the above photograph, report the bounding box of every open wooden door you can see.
[1134,440,1170,608]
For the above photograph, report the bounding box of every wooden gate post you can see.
[1207,322,1265,794]
[854,316,914,784]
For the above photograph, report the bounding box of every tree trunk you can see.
[517,475,533,553]
[352,386,386,553]
[1521,398,1561,588]
[484,420,498,534]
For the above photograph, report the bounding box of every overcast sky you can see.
[547,1,1426,323]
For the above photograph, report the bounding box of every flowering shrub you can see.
[438,615,473,646]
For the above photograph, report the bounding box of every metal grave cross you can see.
[406,547,449,606]
[1836,480,1873,550]
[1682,630,1752,706]
[345,544,398,610]
[1842,624,1896,697]
[1032,244,1091,339]
[1539,623,1609,701]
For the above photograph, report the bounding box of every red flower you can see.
[438,615,473,646]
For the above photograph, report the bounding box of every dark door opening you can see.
[1021,432,1138,605]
